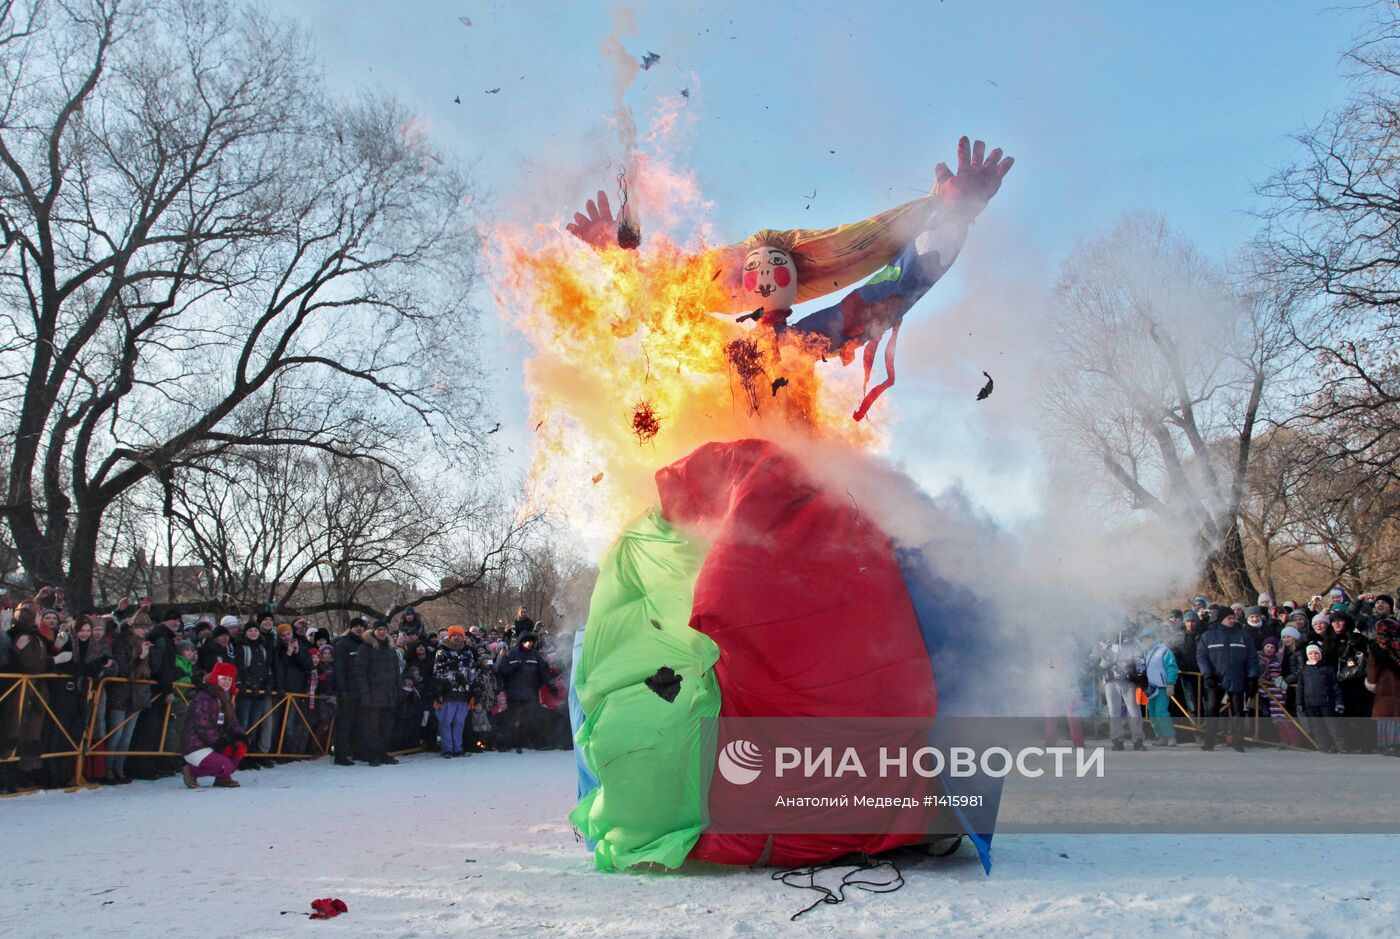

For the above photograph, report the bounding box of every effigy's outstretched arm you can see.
[785,138,1014,419]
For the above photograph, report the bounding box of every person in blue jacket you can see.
[1142,627,1180,746]
[1196,605,1260,752]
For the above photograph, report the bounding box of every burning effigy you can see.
[490,124,1012,872]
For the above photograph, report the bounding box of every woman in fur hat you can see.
[1366,619,1400,756]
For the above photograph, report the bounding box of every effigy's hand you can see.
[566,190,619,248]
[933,136,1014,215]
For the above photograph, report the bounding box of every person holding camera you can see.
[272,625,315,756]
[1093,630,1146,752]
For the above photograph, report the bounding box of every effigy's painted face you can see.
[742,246,797,312]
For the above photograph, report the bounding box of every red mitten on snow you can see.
[308,898,348,920]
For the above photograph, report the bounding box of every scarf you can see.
[308,664,332,710]
[1375,619,1399,663]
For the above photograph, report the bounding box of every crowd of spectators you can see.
[7,580,1400,795]
[0,589,570,792]
[1075,587,1400,756]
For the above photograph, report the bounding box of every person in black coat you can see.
[1289,642,1342,751]
[1330,613,1375,753]
[1173,611,1203,717]
[272,630,315,756]
[195,626,235,686]
[146,610,182,699]
[233,623,273,761]
[510,607,536,643]
[125,609,181,780]
[1196,605,1260,752]
[331,619,366,764]
[350,621,402,766]
[495,632,557,751]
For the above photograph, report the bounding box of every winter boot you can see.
[213,777,241,788]
[181,766,198,789]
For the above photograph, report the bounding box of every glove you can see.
[1274,677,1287,692]
[1205,675,1221,691]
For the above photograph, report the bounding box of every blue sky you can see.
[280,1,1364,523]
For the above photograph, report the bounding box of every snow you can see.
[2,749,1396,937]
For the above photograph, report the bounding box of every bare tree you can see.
[1042,213,1293,598]
[1238,428,1313,599]
[1256,2,1400,486]
[0,0,486,608]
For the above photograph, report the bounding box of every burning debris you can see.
[640,51,660,70]
[724,337,767,414]
[615,171,641,249]
[736,308,763,324]
[770,376,789,397]
[976,371,994,401]
[591,472,604,485]
[631,400,661,443]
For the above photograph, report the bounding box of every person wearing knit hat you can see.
[1258,593,1273,609]
[1257,633,1300,746]
[1296,642,1342,752]
[1279,625,1304,712]
[276,622,293,635]
[219,614,240,628]
[181,660,246,788]
[175,639,197,685]
[435,627,476,757]
[195,622,236,687]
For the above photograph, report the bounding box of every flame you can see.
[487,145,885,542]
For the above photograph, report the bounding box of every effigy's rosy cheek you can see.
[774,267,791,287]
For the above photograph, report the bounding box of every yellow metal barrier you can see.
[6,672,420,794]
[1172,670,1319,750]
[0,672,90,788]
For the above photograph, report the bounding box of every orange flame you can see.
[487,158,884,540]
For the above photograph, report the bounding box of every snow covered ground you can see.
[2,749,1396,937]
